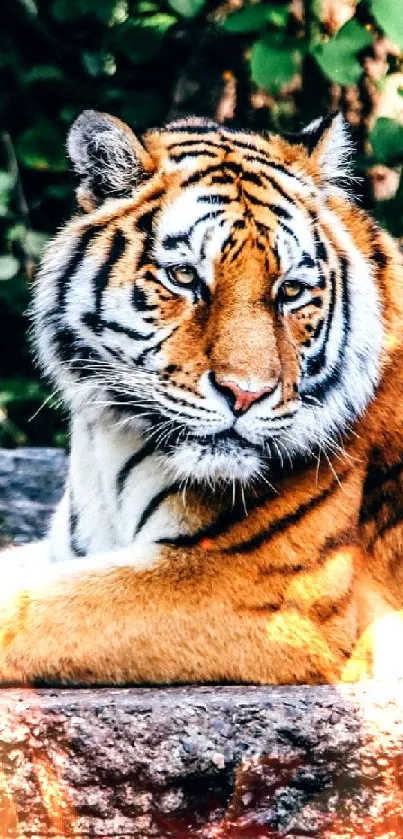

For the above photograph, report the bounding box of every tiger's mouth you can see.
[159,425,262,454]
[186,427,255,448]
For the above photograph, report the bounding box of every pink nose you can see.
[217,380,274,414]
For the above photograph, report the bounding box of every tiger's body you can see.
[1,110,403,684]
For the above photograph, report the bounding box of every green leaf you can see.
[24,231,49,259]
[0,256,20,281]
[82,51,116,77]
[369,117,403,164]
[93,0,128,25]
[116,15,175,63]
[0,377,47,406]
[17,121,68,172]
[222,4,289,34]
[51,0,84,21]
[144,12,177,33]
[17,0,38,15]
[22,65,64,84]
[251,33,301,92]
[136,1,160,10]
[51,0,127,24]
[7,224,27,245]
[107,0,129,25]
[0,171,15,208]
[312,18,373,86]
[167,0,204,19]
[371,0,403,50]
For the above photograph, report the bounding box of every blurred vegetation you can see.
[1,0,403,447]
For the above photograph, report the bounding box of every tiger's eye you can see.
[168,265,197,286]
[280,280,304,300]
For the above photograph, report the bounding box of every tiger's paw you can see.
[342,610,403,682]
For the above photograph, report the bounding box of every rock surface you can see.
[0,449,403,837]
[0,448,67,546]
[1,684,403,838]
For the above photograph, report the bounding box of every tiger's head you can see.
[35,110,384,485]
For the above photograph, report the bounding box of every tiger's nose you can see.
[211,374,277,415]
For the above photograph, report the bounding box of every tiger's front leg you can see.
[0,539,361,686]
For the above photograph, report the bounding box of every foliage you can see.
[1,0,403,446]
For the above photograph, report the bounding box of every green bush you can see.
[1,0,403,446]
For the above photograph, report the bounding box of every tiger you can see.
[1,108,403,686]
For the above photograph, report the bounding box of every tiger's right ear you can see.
[67,110,155,211]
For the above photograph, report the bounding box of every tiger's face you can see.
[35,111,383,485]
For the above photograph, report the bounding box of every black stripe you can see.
[245,193,294,218]
[57,228,99,311]
[241,171,262,187]
[300,252,316,270]
[340,255,350,343]
[69,497,86,557]
[132,284,156,311]
[81,312,153,342]
[255,221,273,236]
[306,256,351,407]
[241,189,266,207]
[171,149,219,162]
[306,268,334,378]
[371,245,388,269]
[134,483,181,537]
[53,324,93,367]
[225,474,346,554]
[197,194,233,205]
[158,486,277,549]
[168,139,227,152]
[221,222,246,255]
[368,507,403,547]
[161,210,225,252]
[360,456,403,523]
[278,220,299,244]
[240,153,276,169]
[222,135,259,153]
[136,325,179,366]
[93,229,126,321]
[136,206,157,270]
[210,174,235,185]
[117,440,156,496]
[145,188,165,204]
[166,123,218,135]
[240,154,306,184]
[263,175,293,205]
[226,237,247,264]
[189,209,225,231]
[314,228,328,262]
[162,232,190,250]
[270,204,292,220]
[181,164,223,188]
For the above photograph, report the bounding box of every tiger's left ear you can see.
[284,113,355,195]
[67,110,155,211]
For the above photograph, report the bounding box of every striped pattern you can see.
[32,111,403,682]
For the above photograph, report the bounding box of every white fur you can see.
[303,114,358,198]
[30,154,383,560]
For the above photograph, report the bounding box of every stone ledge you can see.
[1,682,403,838]
[0,448,67,546]
[1,449,403,837]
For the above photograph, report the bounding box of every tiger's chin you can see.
[166,437,264,485]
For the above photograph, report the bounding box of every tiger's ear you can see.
[284,113,355,195]
[67,110,154,211]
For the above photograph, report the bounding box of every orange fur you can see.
[1,113,403,685]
